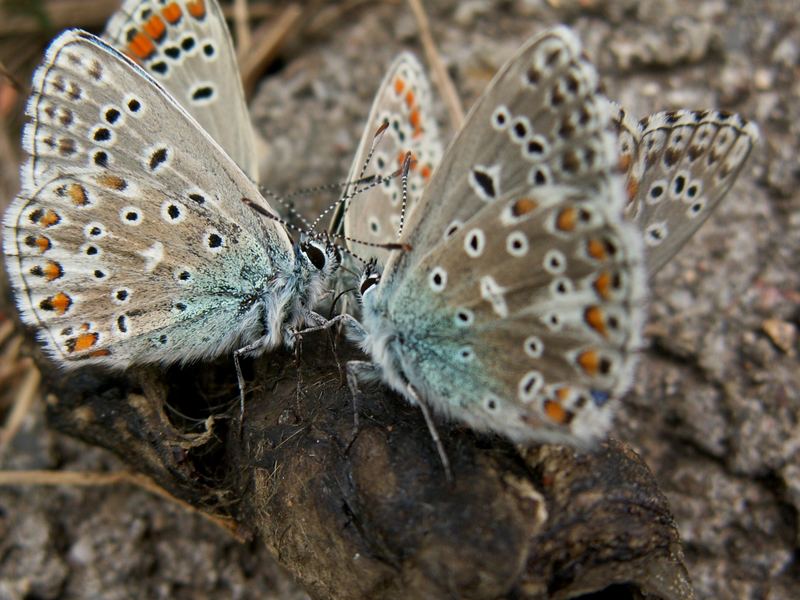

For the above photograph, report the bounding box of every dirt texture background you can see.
[0,0,797,598]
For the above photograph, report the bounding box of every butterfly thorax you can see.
[352,282,410,396]
[353,277,458,407]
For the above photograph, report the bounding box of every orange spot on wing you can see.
[544,400,573,425]
[41,292,72,315]
[40,210,60,227]
[144,15,166,42]
[97,174,126,190]
[409,109,422,136]
[68,183,88,206]
[556,207,577,231]
[73,332,99,352]
[586,238,607,261]
[394,77,405,95]
[618,153,632,173]
[584,306,607,337]
[512,198,538,216]
[88,349,112,357]
[405,90,415,108]
[593,271,611,299]
[577,350,600,375]
[420,164,432,180]
[128,32,156,60]
[555,386,571,402]
[626,176,639,204]
[35,236,51,253]
[51,293,71,314]
[187,0,206,19]
[161,2,183,24]
[43,261,63,282]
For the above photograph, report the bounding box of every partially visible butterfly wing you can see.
[104,0,258,181]
[390,27,617,276]
[617,108,758,276]
[610,103,641,205]
[4,30,292,367]
[331,52,442,265]
[370,27,645,445]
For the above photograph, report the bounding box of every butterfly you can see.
[321,52,444,324]
[327,52,443,265]
[315,26,648,450]
[2,5,338,389]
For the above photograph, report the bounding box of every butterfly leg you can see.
[308,310,345,378]
[344,360,381,445]
[405,385,453,483]
[304,310,330,327]
[233,338,268,425]
[293,312,361,337]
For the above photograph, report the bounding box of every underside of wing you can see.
[4,174,276,367]
[3,30,292,368]
[621,109,758,275]
[333,52,442,265]
[390,27,620,278]
[104,0,258,180]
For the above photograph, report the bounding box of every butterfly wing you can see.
[611,103,642,205]
[389,27,616,277]
[381,183,644,445]
[330,52,442,264]
[3,30,292,367]
[615,108,758,276]
[366,26,645,445]
[104,0,258,181]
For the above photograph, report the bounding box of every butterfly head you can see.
[299,236,341,279]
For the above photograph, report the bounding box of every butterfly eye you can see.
[301,242,327,270]
[360,273,381,296]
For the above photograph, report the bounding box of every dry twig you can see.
[240,4,303,98]
[407,0,465,129]
[233,0,252,58]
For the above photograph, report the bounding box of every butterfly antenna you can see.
[329,231,412,253]
[306,173,382,231]
[306,159,406,236]
[242,197,304,233]
[309,120,390,230]
[322,160,411,252]
[281,176,375,203]
[257,185,316,231]
[243,197,372,268]
[397,151,414,237]
[259,173,383,233]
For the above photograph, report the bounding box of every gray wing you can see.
[4,30,292,367]
[104,0,258,180]
[617,108,758,276]
[373,27,645,445]
[385,182,644,445]
[387,27,619,278]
